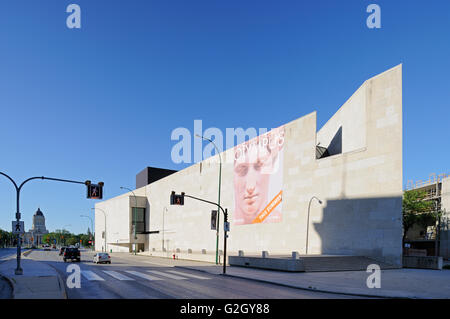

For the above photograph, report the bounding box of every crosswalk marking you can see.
[78,269,210,282]
[167,270,210,280]
[148,270,187,280]
[125,270,163,281]
[81,270,105,281]
[143,261,175,267]
[103,271,134,281]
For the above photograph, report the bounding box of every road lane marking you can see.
[125,270,163,281]
[167,270,210,280]
[148,270,187,280]
[142,261,175,267]
[102,271,134,281]
[81,270,105,281]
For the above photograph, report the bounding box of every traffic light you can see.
[87,182,104,199]
[170,191,185,205]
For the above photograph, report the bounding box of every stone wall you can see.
[96,65,403,266]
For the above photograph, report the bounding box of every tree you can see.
[402,189,435,243]
[0,229,14,248]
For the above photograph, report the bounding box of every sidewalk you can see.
[136,255,450,299]
[0,254,66,299]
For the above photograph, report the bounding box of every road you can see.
[0,248,16,261]
[25,249,364,299]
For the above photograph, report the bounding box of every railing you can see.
[406,173,449,190]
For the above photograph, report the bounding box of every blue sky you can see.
[0,0,449,234]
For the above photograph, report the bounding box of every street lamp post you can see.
[92,207,107,252]
[80,214,94,250]
[162,207,168,252]
[120,187,138,255]
[195,134,222,265]
[62,224,71,247]
[0,172,99,275]
[306,196,323,255]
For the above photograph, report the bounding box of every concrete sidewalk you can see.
[156,257,450,299]
[175,263,450,298]
[0,255,66,299]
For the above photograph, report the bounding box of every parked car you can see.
[59,247,66,256]
[63,247,80,262]
[93,253,111,264]
[43,245,51,251]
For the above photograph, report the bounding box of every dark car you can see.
[63,248,80,262]
[59,247,66,256]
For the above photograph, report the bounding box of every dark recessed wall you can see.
[136,167,178,189]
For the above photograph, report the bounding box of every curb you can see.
[174,265,415,299]
[57,274,68,299]
[0,273,14,299]
[46,263,68,299]
[0,257,67,299]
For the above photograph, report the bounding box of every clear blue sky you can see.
[0,0,449,234]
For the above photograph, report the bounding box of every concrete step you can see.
[300,255,397,272]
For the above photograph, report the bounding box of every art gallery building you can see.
[95,65,403,267]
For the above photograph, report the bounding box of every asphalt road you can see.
[0,248,16,260]
[26,249,364,299]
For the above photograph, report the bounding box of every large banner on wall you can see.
[233,126,285,225]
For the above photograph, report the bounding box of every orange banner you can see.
[252,190,283,224]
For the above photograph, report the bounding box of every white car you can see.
[93,253,111,264]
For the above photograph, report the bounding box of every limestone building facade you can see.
[95,65,403,267]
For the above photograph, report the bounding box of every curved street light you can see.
[120,186,138,255]
[306,196,323,255]
[162,207,168,252]
[80,214,94,250]
[92,207,107,252]
[195,134,222,265]
[61,224,71,247]
[0,172,91,275]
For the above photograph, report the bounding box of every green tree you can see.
[402,189,436,242]
[0,229,14,248]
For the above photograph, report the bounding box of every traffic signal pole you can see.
[171,192,229,274]
[0,172,102,275]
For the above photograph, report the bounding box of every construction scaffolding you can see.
[404,173,449,258]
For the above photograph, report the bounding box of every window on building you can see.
[132,208,146,233]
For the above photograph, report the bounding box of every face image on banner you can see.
[233,126,284,225]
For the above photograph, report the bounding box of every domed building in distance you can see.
[23,208,49,246]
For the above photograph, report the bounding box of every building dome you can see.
[35,208,44,216]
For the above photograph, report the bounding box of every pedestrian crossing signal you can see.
[170,191,184,205]
[87,182,104,199]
